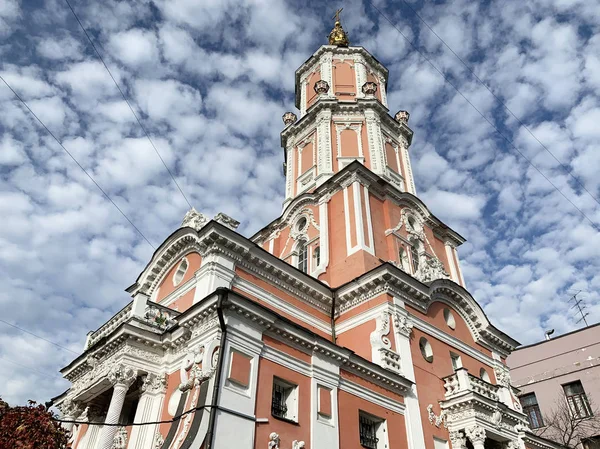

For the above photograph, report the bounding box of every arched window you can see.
[314,246,321,268]
[480,368,491,383]
[419,337,433,363]
[297,241,308,273]
[173,258,189,286]
[410,240,420,273]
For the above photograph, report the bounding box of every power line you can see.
[0,319,79,355]
[62,0,194,211]
[0,75,156,249]
[396,0,600,210]
[54,404,254,426]
[366,1,600,233]
[0,357,63,381]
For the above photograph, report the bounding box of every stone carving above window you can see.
[414,256,450,284]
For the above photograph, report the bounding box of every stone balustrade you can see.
[86,302,133,349]
[443,368,500,401]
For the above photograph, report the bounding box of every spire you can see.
[328,8,349,47]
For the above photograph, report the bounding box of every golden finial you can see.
[328,8,350,47]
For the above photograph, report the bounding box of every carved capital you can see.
[494,366,511,387]
[108,364,138,388]
[449,431,467,449]
[59,398,84,419]
[142,372,168,395]
[466,425,486,444]
[393,312,413,337]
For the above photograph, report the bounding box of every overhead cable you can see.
[366,1,600,232]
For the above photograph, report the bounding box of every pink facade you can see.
[53,17,563,449]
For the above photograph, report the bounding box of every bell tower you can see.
[255,12,465,289]
[281,13,416,210]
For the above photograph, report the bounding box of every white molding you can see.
[445,243,459,283]
[364,185,375,252]
[335,122,363,157]
[339,378,405,414]
[261,343,312,377]
[232,276,331,335]
[343,185,354,256]
[311,199,330,278]
[410,314,496,367]
[336,302,389,334]
[401,142,416,195]
[454,247,466,287]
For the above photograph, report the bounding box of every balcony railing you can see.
[86,299,181,349]
[87,302,133,348]
[443,368,500,401]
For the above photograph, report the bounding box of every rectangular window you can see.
[582,436,600,449]
[271,377,298,422]
[359,411,386,449]
[563,381,593,419]
[450,352,462,371]
[521,393,544,429]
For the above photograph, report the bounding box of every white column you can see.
[128,373,167,449]
[466,425,487,449]
[392,306,427,449]
[316,109,333,185]
[96,365,138,449]
[365,110,385,176]
[312,195,330,278]
[131,292,149,319]
[444,242,459,283]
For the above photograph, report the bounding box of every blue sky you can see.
[1,0,599,405]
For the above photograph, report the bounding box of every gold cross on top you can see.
[333,8,343,22]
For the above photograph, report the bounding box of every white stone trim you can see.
[354,58,367,99]
[365,110,385,175]
[411,314,496,367]
[262,343,312,377]
[335,122,363,157]
[338,377,405,414]
[319,52,334,100]
[316,109,333,186]
[343,185,355,256]
[232,276,330,335]
[364,185,375,252]
[401,141,416,195]
[453,247,466,287]
[300,79,307,117]
[445,243,459,283]
[285,143,294,202]
[311,199,330,278]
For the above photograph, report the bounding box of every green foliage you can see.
[0,397,69,449]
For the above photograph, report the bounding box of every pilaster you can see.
[316,109,333,186]
[365,109,385,176]
[128,373,167,449]
[392,303,427,449]
[310,350,340,449]
[193,252,236,302]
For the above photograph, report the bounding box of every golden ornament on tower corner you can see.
[328,8,350,46]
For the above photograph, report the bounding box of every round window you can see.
[419,337,433,363]
[173,258,189,286]
[443,308,456,330]
[296,217,307,231]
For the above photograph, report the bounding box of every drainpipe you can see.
[205,287,228,449]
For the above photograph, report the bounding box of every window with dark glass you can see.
[582,436,600,449]
[359,413,379,449]
[521,393,544,429]
[271,377,297,422]
[410,241,419,273]
[297,241,308,273]
[563,381,593,419]
[314,246,320,267]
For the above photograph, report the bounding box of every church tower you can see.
[253,15,466,289]
[54,13,560,449]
